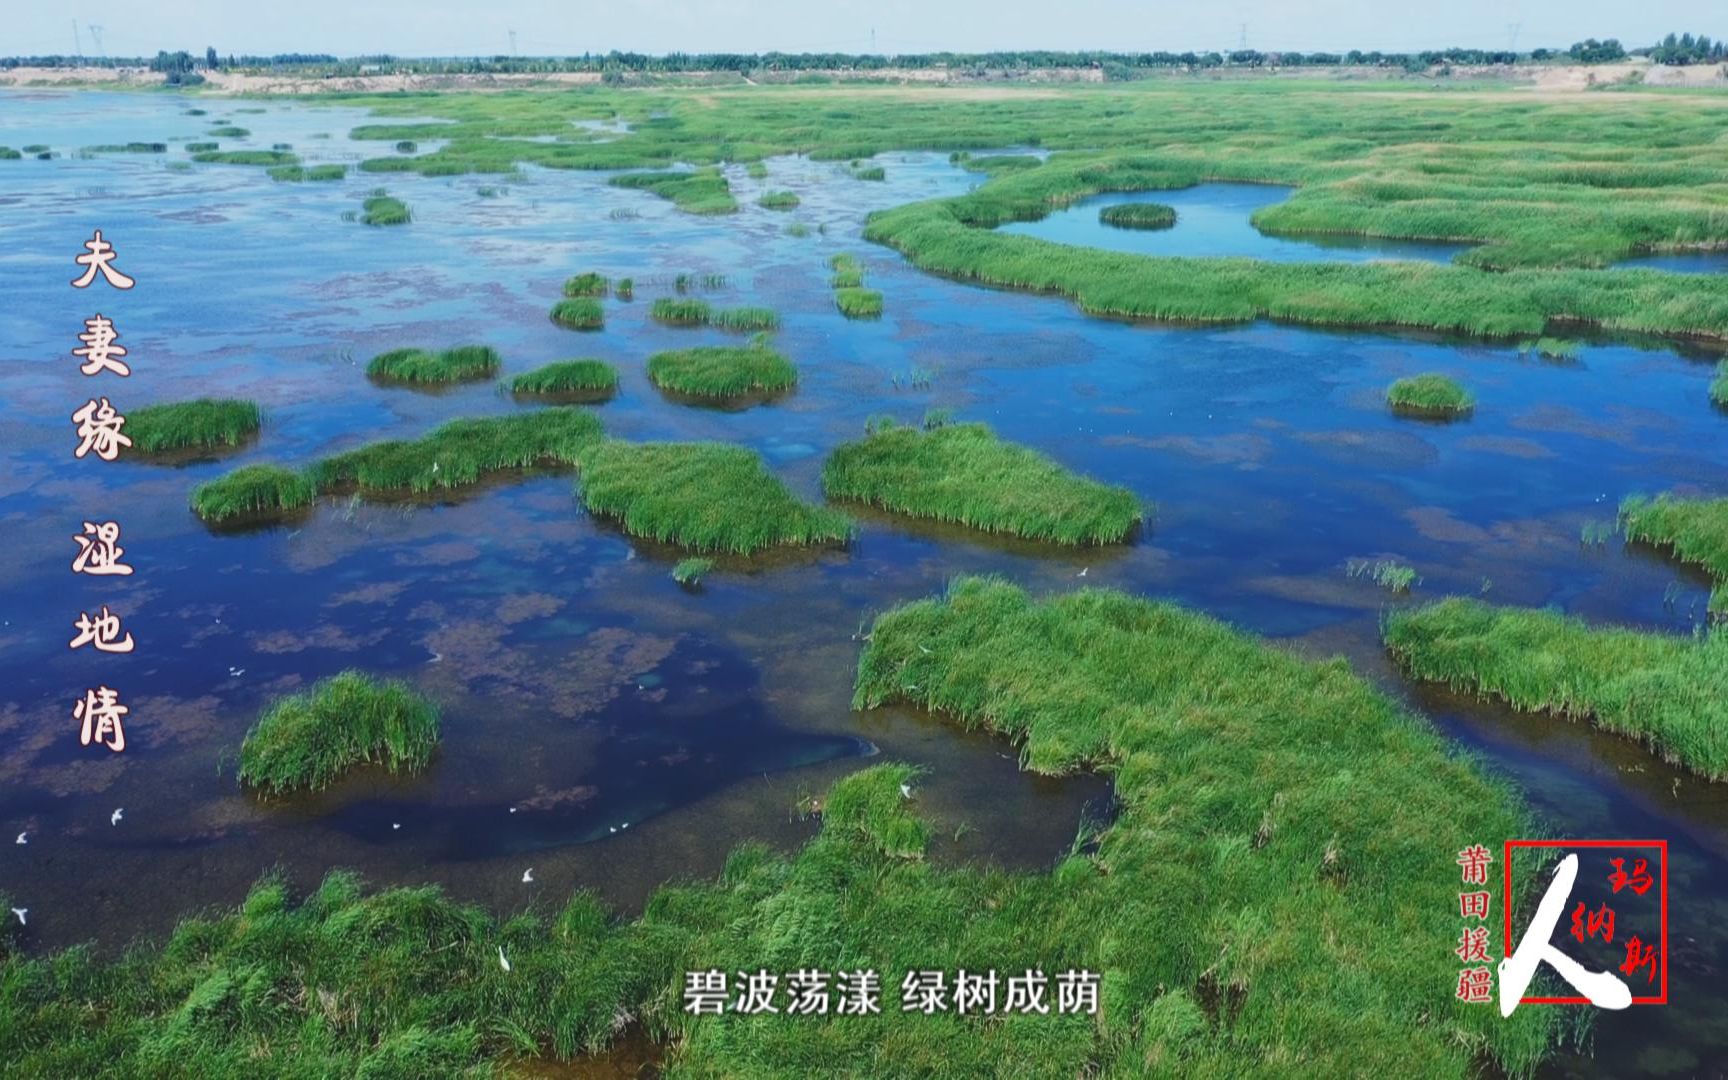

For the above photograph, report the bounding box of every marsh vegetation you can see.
[189,464,316,524]
[646,343,797,399]
[1387,373,1473,417]
[124,398,261,454]
[360,193,412,226]
[238,671,441,794]
[366,345,500,385]
[509,359,619,401]
[549,297,605,329]
[1099,201,1176,230]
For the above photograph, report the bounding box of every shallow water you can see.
[997,182,1472,263]
[1,90,1726,1077]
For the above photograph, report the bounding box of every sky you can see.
[8,0,1721,59]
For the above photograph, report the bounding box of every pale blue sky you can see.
[12,0,1721,59]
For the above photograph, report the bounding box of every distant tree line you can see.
[2,34,1720,75]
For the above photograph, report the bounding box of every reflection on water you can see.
[1,91,1726,1077]
[1617,250,1728,274]
[997,182,1472,264]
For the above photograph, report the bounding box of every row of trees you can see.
[3,35,1721,75]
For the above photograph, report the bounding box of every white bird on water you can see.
[1077,567,1088,578]
[521,868,534,884]
[497,946,511,973]
[110,808,123,826]
[14,832,25,845]
[9,908,25,927]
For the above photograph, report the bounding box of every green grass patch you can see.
[960,154,1043,175]
[311,408,604,495]
[563,272,609,297]
[361,194,411,225]
[645,344,797,399]
[745,160,768,179]
[206,125,250,137]
[709,306,779,331]
[190,464,315,524]
[1619,493,1728,616]
[671,556,714,586]
[238,670,439,794]
[192,150,298,166]
[615,277,634,300]
[0,147,21,160]
[608,167,737,214]
[1099,201,1176,230]
[366,344,500,385]
[853,165,885,181]
[0,576,1557,1077]
[1386,597,1728,779]
[509,359,619,398]
[830,267,864,288]
[83,142,167,154]
[649,297,711,324]
[834,287,884,318]
[576,440,852,553]
[1387,373,1473,416]
[757,190,800,210]
[549,297,604,330]
[823,420,1142,544]
[183,141,217,152]
[125,398,261,454]
[267,163,346,182]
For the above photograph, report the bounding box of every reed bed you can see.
[1098,201,1177,230]
[834,287,884,318]
[1386,373,1473,416]
[649,297,711,325]
[205,125,250,137]
[366,345,500,384]
[608,167,737,214]
[192,150,298,167]
[645,344,796,399]
[576,440,852,553]
[823,420,1142,544]
[1386,597,1728,779]
[125,398,261,453]
[853,165,885,181]
[549,297,604,329]
[190,464,316,523]
[267,164,346,182]
[238,671,440,794]
[0,578,1554,1078]
[671,556,714,586]
[360,194,411,225]
[757,190,800,210]
[311,409,604,495]
[1619,493,1728,616]
[509,359,619,398]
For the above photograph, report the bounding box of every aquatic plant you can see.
[0,578,1556,1077]
[1712,361,1727,407]
[671,557,714,586]
[0,147,20,160]
[823,420,1143,544]
[271,143,293,152]
[608,167,737,214]
[576,440,852,553]
[82,142,168,154]
[510,359,619,399]
[366,345,501,385]
[853,165,886,181]
[267,164,346,182]
[1619,494,1728,616]
[1580,520,1617,547]
[1520,337,1579,361]
[311,408,604,495]
[361,194,411,225]
[563,272,609,297]
[649,297,711,325]
[757,190,800,210]
[193,150,298,166]
[550,297,604,330]
[829,253,860,273]
[125,398,261,453]
[785,221,811,237]
[645,344,797,398]
[834,287,884,318]
[206,125,250,137]
[1098,202,1177,230]
[238,671,440,794]
[745,160,768,179]
[1347,558,1419,593]
[21,145,47,154]
[708,306,780,331]
[615,277,634,300]
[395,139,418,152]
[184,141,218,152]
[1386,597,1728,779]
[190,464,316,523]
[1387,373,1472,416]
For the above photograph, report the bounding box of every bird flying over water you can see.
[522,868,534,883]
[9,908,25,926]
[14,832,24,845]
[1077,567,1088,577]
[900,783,913,799]
[111,809,123,826]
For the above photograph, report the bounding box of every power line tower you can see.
[1239,23,1248,51]
[88,25,106,58]
[72,19,83,58]
[508,30,518,57]
[1506,23,1522,53]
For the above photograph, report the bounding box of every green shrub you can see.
[1099,202,1177,230]
[1387,373,1473,415]
[510,359,619,398]
[366,345,500,384]
[361,194,411,225]
[239,671,440,794]
[550,297,604,330]
[190,464,315,523]
[126,398,261,453]
[823,421,1143,544]
[576,440,853,553]
[646,344,797,398]
[563,272,609,297]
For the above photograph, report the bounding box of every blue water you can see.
[997,182,1472,263]
[1,90,1725,1076]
